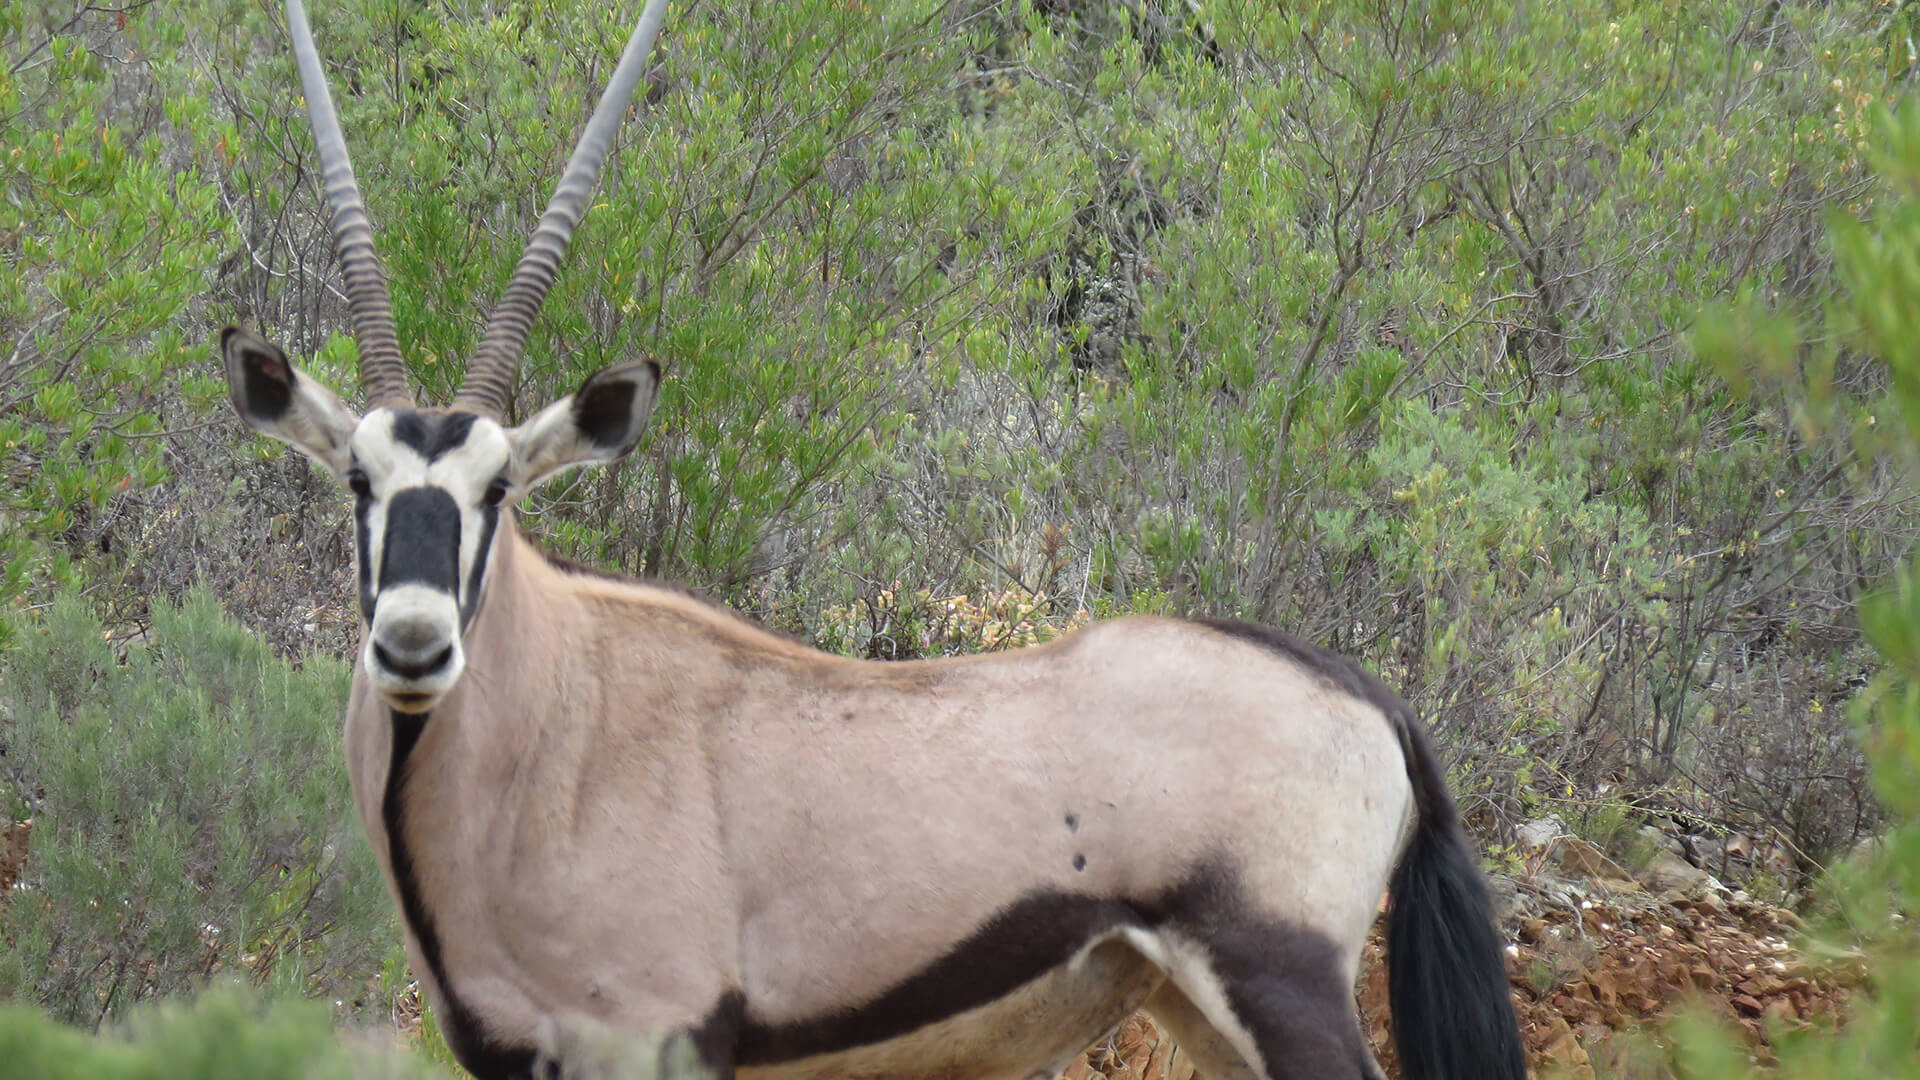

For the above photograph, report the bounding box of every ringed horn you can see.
[283,0,671,417]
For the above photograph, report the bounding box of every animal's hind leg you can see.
[1150,922,1384,1080]
[1141,981,1260,1080]
[1213,969,1381,1080]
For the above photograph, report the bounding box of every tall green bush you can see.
[0,590,390,1026]
[1670,99,1920,1080]
[6,0,1910,865]
[0,5,234,650]
[178,0,1028,595]
[899,0,1908,842]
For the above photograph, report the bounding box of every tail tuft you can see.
[1386,724,1526,1080]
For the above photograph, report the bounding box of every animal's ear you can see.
[221,326,360,474]
[507,360,660,488]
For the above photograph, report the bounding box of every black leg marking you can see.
[1156,864,1379,1080]
[689,991,743,1079]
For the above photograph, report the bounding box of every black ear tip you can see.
[580,358,660,393]
[223,329,297,422]
[630,360,662,396]
[573,360,660,452]
[222,327,286,367]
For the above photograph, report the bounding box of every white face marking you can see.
[348,411,514,713]
[348,410,512,502]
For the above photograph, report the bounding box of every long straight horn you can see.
[285,0,413,409]
[453,0,670,418]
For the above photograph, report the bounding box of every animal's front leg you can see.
[533,1013,725,1080]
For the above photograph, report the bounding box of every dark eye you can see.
[484,477,510,507]
[346,469,372,500]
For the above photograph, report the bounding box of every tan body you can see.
[351,524,1410,1079]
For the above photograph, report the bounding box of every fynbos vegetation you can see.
[4,0,1919,1073]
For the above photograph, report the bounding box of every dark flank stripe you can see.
[383,709,540,1078]
[727,861,1360,1071]
[735,892,1146,1065]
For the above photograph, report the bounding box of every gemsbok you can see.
[221,1,1528,1078]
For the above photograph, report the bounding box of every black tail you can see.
[1385,720,1526,1080]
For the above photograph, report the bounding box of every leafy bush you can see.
[6,0,1912,902]
[930,0,1910,845]
[0,5,234,650]
[0,983,443,1080]
[1667,100,1920,1079]
[0,590,391,1026]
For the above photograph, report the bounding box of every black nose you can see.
[373,639,453,680]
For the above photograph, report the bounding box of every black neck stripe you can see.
[383,708,538,1078]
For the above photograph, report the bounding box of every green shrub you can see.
[1670,100,1920,1079]
[0,982,443,1080]
[0,5,233,650]
[5,0,1903,853]
[0,590,391,1026]
[863,0,1908,842]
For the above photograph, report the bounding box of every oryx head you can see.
[223,0,667,714]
